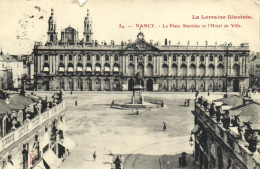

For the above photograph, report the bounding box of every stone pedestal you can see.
[132,85,144,104]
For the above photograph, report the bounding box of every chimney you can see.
[242,97,253,106]
[165,38,167,46]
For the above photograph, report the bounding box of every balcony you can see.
[0,100,65,155]
[193,103,260,168]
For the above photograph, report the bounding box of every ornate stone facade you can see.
[33,9,250,91]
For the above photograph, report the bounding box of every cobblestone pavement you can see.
[36,91,228,169]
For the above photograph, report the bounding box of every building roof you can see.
[0,94,36,117]
[0,55,20,62]
[214,95,243,109]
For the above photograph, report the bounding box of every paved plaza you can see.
[37,92,227,169]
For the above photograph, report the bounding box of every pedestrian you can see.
[187,99,190,107]
[70,90,73,95]
[93,151,96,161]
[75,100,77,106]
[208,90,210,96]
[163,122,167,131]
[136,110,139,115]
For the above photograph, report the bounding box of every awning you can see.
[58,137,76,152]
[104,66,110,71]
[57,121,68,131]
[76,67,83,72]
[221,105,232,110]
[33,160,46,169]
[58,67,65,72]
[86,67,92,72]
[43,149,62,169]
[43,67,49,72]
[191,124,200,134]
[67,67,74,72]
[95,67,101,72]
[41,132,50,149]
[114,67,119,72]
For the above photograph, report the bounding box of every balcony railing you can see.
[194,103,260,168]
[0,100,65,152]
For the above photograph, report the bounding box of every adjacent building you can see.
[33,9,250,92]
[0,91,73,169]
[192,94,260,169]
[0,50,24,90]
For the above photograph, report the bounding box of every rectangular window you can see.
[44,55,48,61]
[105,55,109,61]
[69,55,73,61]
[163,55,167,61]
[78,55,82,61]
[60,55,63,61]
[130,55,133,61]
[87,55,91,61]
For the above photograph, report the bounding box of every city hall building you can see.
[33,9,250,92]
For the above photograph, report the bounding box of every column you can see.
[100,54,104,73]
[49,55,53,74]
[144,54,147,76]
[64,54,68,71]
[74,54,77,72]
[187,54,190,76]
[100,77,104,91]
[205,54,208,76]
[110,54,113,74]
[83,54,86,72]
[239,56,242,75]
[92,54,95,73]
[168,54,171,75]
[134,54,137,74]
[153,55,156,75]
[177,55,181,76]
[196,55,199,76]
[230,55,234,76]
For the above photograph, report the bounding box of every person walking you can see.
[75,100,77,106]
[93,151,96,161]
[70,90,73,95]
[163,122,167,131]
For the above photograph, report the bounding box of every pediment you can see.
[122,32,160,51]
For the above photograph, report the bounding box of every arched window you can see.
[163,55,168,61]
[219,55,223,62]
[69,55,73,61]
[191,55,195,62]
[173,55,177,61]
[182,55,186,61]
[235,55,239,62]
[114,54,119,61]
[148,55,152,61]
[200,55,204,62]
[105,55,109,61]
[130,55,133,61]
[210,55,213,62]
[87,54,91,61]
[96,55,100,61]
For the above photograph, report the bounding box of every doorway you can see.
[128,79,135,91]
[147,79,153,91]
[233,79,240,92]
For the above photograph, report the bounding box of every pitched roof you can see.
[0,55,20,62]
[214,95,243,109]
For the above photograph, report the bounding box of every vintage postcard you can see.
[0,0,259,168]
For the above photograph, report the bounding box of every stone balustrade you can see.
[0,100,65,152]
[194,103,260,169]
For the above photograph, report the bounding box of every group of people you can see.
[3,90,64,136]
[196,95,260,153]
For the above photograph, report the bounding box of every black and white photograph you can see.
[0,0,260,168]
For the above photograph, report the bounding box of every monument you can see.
[132,72,144,104]
[110,72,164,110]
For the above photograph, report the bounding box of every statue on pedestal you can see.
[135,72,142,86]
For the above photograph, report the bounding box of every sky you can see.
[0,0,259,55]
